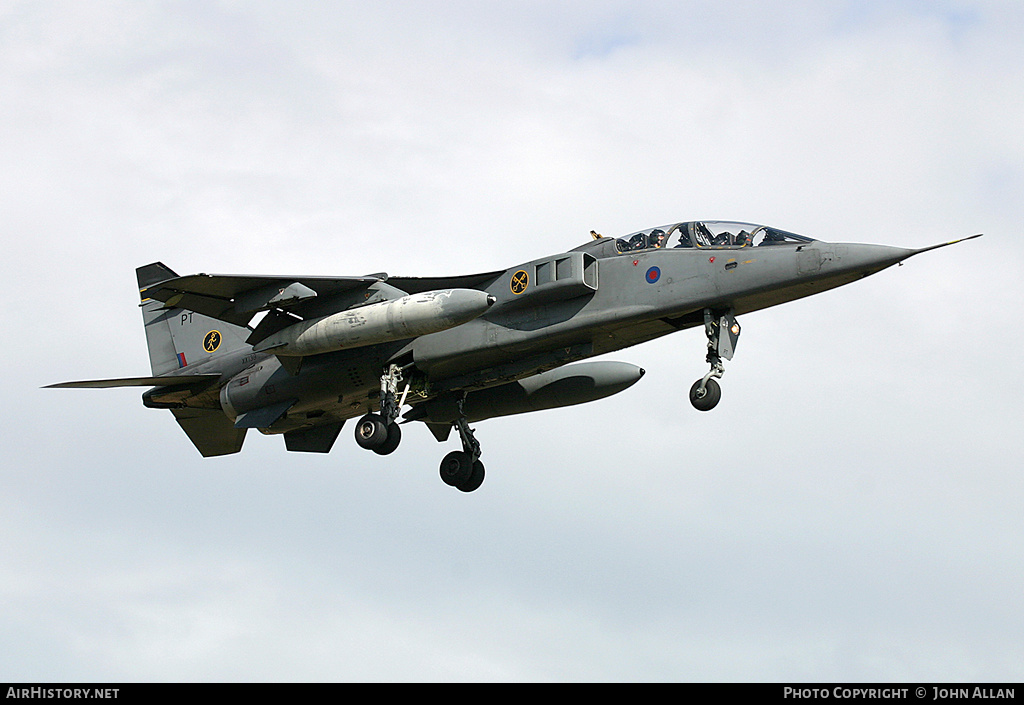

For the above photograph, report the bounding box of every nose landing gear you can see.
[690,308,740,412]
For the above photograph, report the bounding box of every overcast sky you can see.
[2,0,1022,682]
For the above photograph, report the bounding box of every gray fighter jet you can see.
[48,221,980,492]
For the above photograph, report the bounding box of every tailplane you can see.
[136,263,251,456]
[47,264,253,458]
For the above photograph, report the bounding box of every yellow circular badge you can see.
[203,330,222,353]
[510,269,529,295]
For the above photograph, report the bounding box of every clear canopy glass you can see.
[614,221,816,253]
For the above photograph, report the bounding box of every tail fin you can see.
[137,263,252,375]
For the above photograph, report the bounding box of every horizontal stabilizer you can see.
[44,374,221,389]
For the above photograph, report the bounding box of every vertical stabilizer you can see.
[136,262,251,375]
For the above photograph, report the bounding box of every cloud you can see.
[2,0,1022,682]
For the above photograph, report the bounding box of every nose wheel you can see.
[689,377,722,411]
[690,309,739,412]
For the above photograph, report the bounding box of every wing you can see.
[136,263,506,333]
[386,271,504,294]
[137,262,385,327]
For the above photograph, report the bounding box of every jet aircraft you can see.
[48,221,980,492]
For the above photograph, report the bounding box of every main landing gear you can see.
[353,365,485,492]
[439,397,485,493]
[690,308,740,412]
[354,364,407,456]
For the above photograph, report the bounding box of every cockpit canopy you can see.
[615,221,816,253]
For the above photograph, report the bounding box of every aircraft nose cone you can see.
[835,243,916,277]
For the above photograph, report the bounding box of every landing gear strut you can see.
[690,308,740,412]
[355,364,408,455]
[439,396,485,492]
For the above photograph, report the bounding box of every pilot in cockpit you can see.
[628,233,647,251]
[692,222,713,248]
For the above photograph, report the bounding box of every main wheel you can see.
[456,460,485,493]
[689,378,721,411]
[373,422,402,455]
[354,413,388,450]
[440,450,473,486]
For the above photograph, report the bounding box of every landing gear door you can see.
[706,310,741,361]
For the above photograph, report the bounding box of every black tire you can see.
[440,450,473,486]
[372,422,402,455]
[689,378,721,411]
[456,460,485,493]
[354,413,388,450]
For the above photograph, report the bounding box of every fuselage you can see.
[407,235,913,389]
[47,221,976,472]
[204,224,917,433]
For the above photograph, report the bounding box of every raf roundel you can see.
[645,266,661,284]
